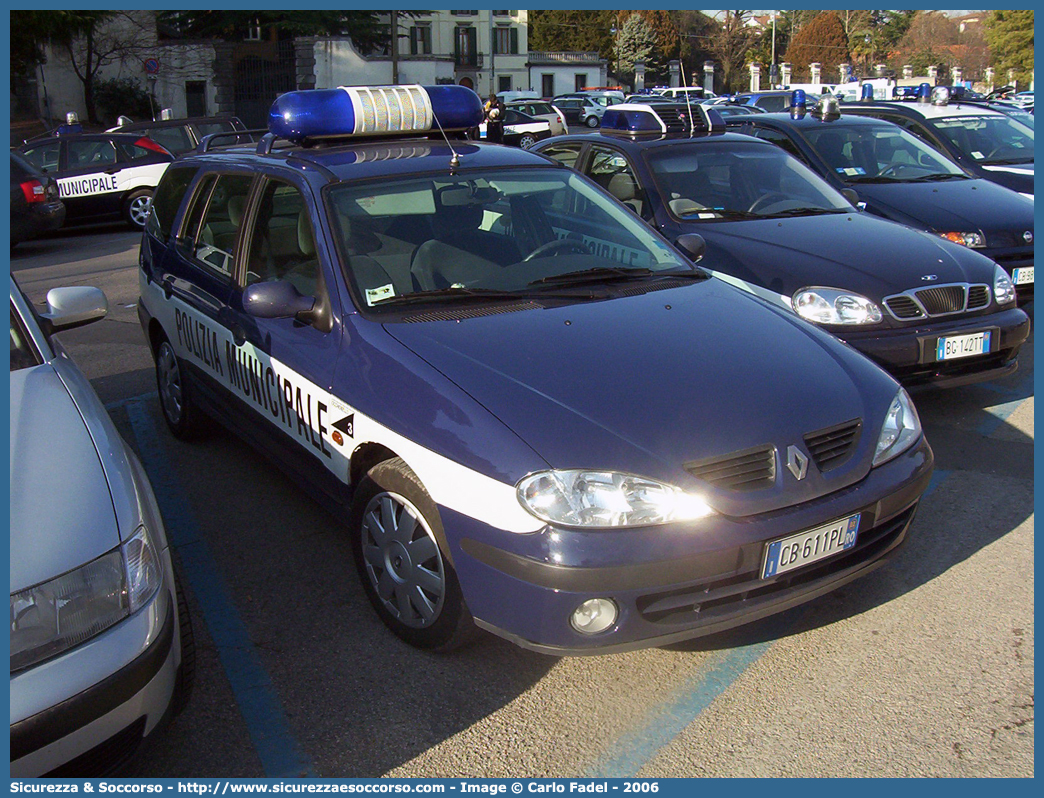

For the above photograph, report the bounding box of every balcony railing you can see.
[454,52,483,68]
[527,51,602,65]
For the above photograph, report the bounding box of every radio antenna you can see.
[679,63,696,136]
[431,111,461,170]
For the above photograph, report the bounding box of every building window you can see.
[410,25,432,55]
[499,75,512,92]
[492,26,518,55]
[245,19,261,41]
[455,26,477,67]
[450,10,478,16]
[542,74,554,97]
[493,9,510,15]
[575,74,588,91]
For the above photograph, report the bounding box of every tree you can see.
[12,11,153,124]
[893,11,959,75]
[672,10,718,86]
[618,10,679,67]
[706,10,758,93]
[984,10,1034,89]
[783,11,851,83]
[615,14,660,86]
[528,10,616,62]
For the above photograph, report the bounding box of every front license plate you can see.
[1012,267,1034,285]
[762,514,860,579]
[936,331,991,361]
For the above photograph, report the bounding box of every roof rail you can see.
[196,129,266,153]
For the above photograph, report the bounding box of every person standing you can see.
[484,93,505,144]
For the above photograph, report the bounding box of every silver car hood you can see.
[9,363,119,593]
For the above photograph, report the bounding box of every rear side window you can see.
[191,174,255,277]
[114,140,157,161]
[752,127,804,160]
[754,95,789,113]
[143,126,194,155]
[146,166,199,243]
[539,142,584,169]
[66,139,117,168]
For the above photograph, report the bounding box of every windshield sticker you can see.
[971,151,985,160]
[365,284,396,306]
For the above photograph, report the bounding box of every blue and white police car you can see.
[20,132,173,229]
[137,85,933,654]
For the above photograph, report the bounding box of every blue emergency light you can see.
[268,84,483,144]
[917,82,933,102]
[790,89,807,118]
[860,83,875,101]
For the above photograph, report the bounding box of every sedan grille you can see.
[917,285,966,314]
[803,419,861,472]
[883,283,991,320]
[967,285,991,309]
[685,444,776,491]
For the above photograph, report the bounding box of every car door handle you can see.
[161,277,173,299]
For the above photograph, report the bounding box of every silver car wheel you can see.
[585,115,600,128]
[519,134,537,149]
[360,491,445,629]
[157,342,184,425]
[129,195,151,227]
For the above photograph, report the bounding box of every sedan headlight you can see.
[872,389,922,466]
[517,470,715,528]
[994,263,1017,305]
[938,231,986,248]
[10,525,163,672]
[793,287,883,325]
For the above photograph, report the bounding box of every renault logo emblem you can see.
[786,445,809,481]
[1024,231,1033,244]
[921,274,938,281]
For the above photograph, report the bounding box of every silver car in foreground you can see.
[9,276,192,776]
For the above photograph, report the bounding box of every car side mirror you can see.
[243,280,316,322]
[840,188,865,210]
[40,286,108,332]
[674,233,707,261]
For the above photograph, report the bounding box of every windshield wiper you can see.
[984,157,1033,165]
[906,173,969,182]
[373,286,592,308]
[760,207,848,218]
[528,266,706,288]
[846,175,901,183]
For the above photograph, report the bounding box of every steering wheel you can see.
[522,238,592,262]
[748,192,795,214]
[877,163,904,178]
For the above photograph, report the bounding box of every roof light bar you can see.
[791,89,807,118]
[860,83,875,102]
[931,86,951,106]
[917,82,932,103]
[268,84,483,144]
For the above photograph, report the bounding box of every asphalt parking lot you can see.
[12,225,1034,778]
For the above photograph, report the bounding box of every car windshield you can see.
[933,114,1034,164]
[326,168,695,311]
[803,122,967,182]
[644,142,851,220]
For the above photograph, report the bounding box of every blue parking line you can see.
[584,640,774,778]
[124,397,315,778]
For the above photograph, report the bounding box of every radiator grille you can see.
[967,285,990,309]
[885,295,924,319]
[803,419,862,472]
[685,444,776,491]
[917,285,966,314]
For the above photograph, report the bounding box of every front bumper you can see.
[838,306,1030,388]
[10,585,178,777]
[445,437,933,655]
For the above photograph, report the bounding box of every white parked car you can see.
[9,276,193,776]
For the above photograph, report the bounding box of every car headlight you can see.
[516,470,715,528]
[938,231,986,248]
[872,389,922,467]
[994,263,1017,305]
[793,287,883,325]
[10,525,163,672]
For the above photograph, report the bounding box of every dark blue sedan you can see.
[533,102,1030,389]
[724,108,1035,297]
[136,85,933,655]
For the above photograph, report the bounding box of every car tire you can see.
[585,115,600,128]
[172,570,196,716]
[155,337,205,440]
[123,188,153,229]
[350,457,477,652]
[518,134,537,149]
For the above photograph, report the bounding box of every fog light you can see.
[570,598,618,635]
